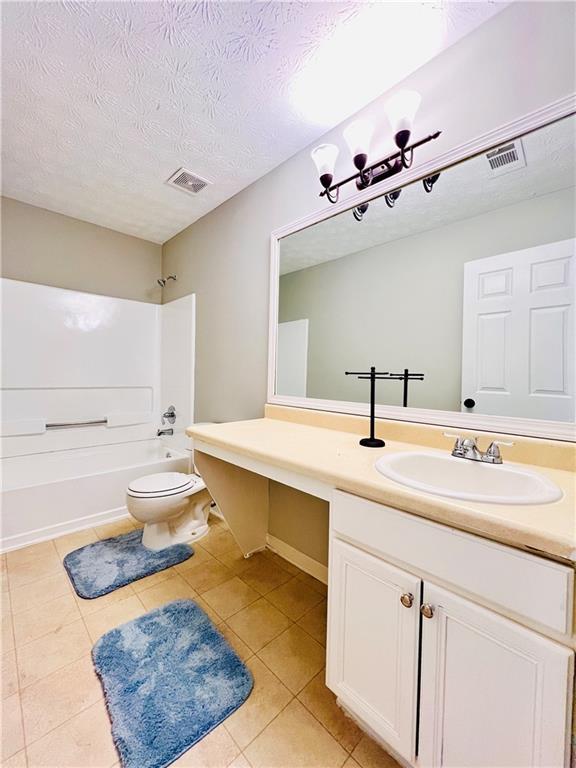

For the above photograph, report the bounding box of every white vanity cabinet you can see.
[328,538,421,760]
[327,490,574,768]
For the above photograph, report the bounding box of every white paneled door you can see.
[418,583,573,768]
[327,539,421,762]
[461,239,575,420]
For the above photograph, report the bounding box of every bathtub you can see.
[0,439,190,552]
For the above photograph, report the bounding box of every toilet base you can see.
[140,495,212,552]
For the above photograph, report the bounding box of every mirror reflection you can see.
[276,115,575,423]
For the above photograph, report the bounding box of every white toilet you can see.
[126,471,212,551]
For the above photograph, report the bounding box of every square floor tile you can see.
[201,529,240,557]
[20,654,102,744]
[173,545,215,573]
[7,550,62,590]
[266,578,325,621]
[73,582,135,617]
[6,540,57,568]
[53,528,99,559]
[13,592,80,646]
[171,723,239,767]
[137,573,197,611]
[239,559,293,596]
[297,599,327,646]
[202,578,259,619]
[180,559,233,594]
[16,618,92,689]
[224,656,292,750]
[258,625,325,694]
[131,566,177,594]
[84,594,146,642]
[296,572,328,597]
[298,671,362,752]
[10,572,72,615]
[26,699,118,767]
[245,699,347,768]
[227,598,292,652]
[218,623,253,662]
[262,550,300,576]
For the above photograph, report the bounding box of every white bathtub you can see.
[0,439,190,552]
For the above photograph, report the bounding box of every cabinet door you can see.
[327,538,421,762]
[419,583,573,768]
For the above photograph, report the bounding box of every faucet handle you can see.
[484,440,514,464]
[443,432,466,455]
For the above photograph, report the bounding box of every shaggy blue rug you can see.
[64,529,193,598]
[93,599,253,768]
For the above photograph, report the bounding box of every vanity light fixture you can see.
[384,189,401,208]
[311,90,441,216]
[422,172,440,192]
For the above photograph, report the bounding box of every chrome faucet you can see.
[443,433,513,464]
[157,427,174,437]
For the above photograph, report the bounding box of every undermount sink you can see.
[374,452,563,505]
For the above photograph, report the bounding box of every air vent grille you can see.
[166,168,210,195]
[486,140,526,176]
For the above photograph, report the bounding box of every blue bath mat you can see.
[93,599,253,768]
[63,529,193,599]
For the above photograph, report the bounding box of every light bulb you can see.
[311,143,339,189]
[343,119,373,171]
[384,90,421,149]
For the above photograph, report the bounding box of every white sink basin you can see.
[374,452,562,505]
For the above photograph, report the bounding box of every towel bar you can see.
[45,419,107,430]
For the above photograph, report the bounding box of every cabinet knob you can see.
[400,593,414,608]
[420,603,435,619]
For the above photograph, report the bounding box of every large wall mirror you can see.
[270,112,575,440]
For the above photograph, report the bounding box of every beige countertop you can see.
[187,417,576,563]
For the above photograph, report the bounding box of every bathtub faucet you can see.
[157,427,174,437]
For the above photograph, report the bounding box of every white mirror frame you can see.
[268,95,576,442]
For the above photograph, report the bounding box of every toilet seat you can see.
[127,472,204,499]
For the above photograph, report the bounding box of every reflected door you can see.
[461,239,575,421]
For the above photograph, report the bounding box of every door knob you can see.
[463,398,476,409]
[420,603,435,619]
[400,593,414,608]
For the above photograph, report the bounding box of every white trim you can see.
[268,95,576,442]
[266,533,328,585]
[0,506,131,554]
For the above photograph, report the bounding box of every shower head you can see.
[157,274,177,288]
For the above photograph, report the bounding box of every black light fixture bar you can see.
[319,131,441,199]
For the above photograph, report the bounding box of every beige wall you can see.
[1,197,162,303]
[279,187,575,411]
[162,1,576,425]
[162,2,575,564]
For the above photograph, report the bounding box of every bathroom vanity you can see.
[188,104,576,767]
[188,408,575,768]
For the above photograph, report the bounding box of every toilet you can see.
[126,471,212,551]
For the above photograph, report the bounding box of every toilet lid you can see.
[128,472,194,495]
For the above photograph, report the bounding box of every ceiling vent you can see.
[166,168,210,195]
[486,140,526,176]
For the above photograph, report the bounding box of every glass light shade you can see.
[384,90,422,135]
[310,143,339,179]
[343,119,373,160]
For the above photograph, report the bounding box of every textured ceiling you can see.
[280,116,576,274]
[1,1,505,243]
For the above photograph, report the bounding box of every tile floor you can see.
[1,516,401,768]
